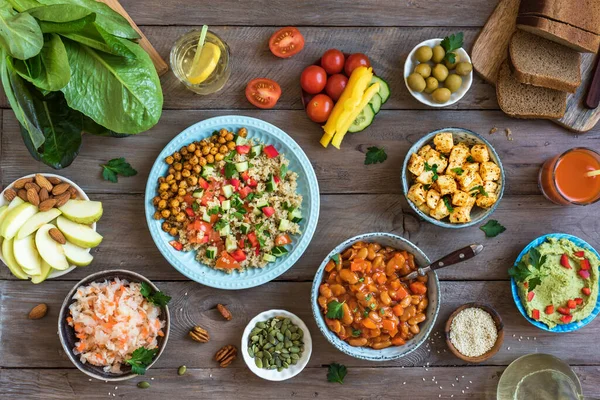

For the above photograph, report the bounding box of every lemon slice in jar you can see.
[186,26,221,85]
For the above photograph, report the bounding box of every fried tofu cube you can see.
[465,193,476,211]
[416,170,435,185]
[430,199,450,220]
[452,190,471,207]
[407,183,427,206]
[449,206,472,224]
[470,144,490,163]
[426,189,441,209]
[418,144,432,158]
[476,193,498,209]
[482,180,499,196]
[463,162,480,175]
[417,202,431,215]
[480,161,501,181]
[407,153,425,176]
[463,173,484,193]
[449,143,470,166]
[437,175,458,196]
[424,149,448,174]
[433,132,454,154]
[457,169,478,191]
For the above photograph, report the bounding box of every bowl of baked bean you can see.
[311,232,440,361]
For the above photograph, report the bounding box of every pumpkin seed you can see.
[290,346,300,353]
[255,358,263,368]
[178,365,187,376]
[256,322,266,329]
[247,316,305,372]
[276,332,284,341]
[248,348,254,358]
[137,381,150,389]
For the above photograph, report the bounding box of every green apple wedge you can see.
[63,241,94,267]
[0,203,38,240]
[0,205,9,226]
[56,216,103,248]
[1,237,28,279]
[17,208,62,240]
[6,197,24,210]
[59,200,103,225]
[31,260,53,284]
[13,235,41,276]
[36,224,69,271]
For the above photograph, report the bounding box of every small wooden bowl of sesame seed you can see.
[445,302,504,363]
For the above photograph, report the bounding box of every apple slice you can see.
[36,224,70,271]
[1,237,28,279]
[59,200,103,225]
[7,196,25,210]
[31,260,53,284]
[56,216,103,248]
[13,235,41,276]
[63,241,93,267]
[17,208,62,240]
[0,203,38,240]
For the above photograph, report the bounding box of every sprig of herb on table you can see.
[326,300,345,319]
[365,146,387,165]
[140,281,172,307]
[101,158,137,183]
[327,363,347,384]
[480,220,506,238]
[424,162,439,182]
[125,347,158,375]
[508,247,547,292]
[440,32,464,64]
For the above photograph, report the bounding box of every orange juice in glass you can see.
[538,148,600,205]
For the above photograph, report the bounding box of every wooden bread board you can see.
[471,0,600,133]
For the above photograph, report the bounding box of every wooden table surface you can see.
[2,1,600,399]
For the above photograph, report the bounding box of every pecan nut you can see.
[217,304,232,321]
[189,326,210,343]
[214,345,237,368]
[3,188,17,202]
[35,174,53,192]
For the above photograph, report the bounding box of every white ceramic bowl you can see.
[404,38,473,107]
[241,309,312,381]
[0,173,95,279]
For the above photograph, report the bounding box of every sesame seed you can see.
[179,308,183,311]
[462,391,465,394]
[403,382,406,385]
[467,386,470,389]
[452,384,455,387]
[451,395,454,398]
[507,347,511,350]
[423,378,426,381]
[469,381,472,384]
[439,395,441,398]
[439,386,443,389]
[185,292,188,296]
[151,378,155,380]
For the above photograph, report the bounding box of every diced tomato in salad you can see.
[184,194,195,205]
[263,145,279,158]
[216,252,241,270]
[262,206,275,217]
[231,249,247,262]
[274,175,281,184]
[169,241,183,251]
[198,177,209,190]
[230,178,241,190]
[275,234,292,246]
[247,232,259,248]
[185,207,195,217]
[238,186,252,199]
[236,145,250,154]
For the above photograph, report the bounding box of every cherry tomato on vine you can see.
[245,78,281,109]
[344,53,371,76]
[306,94,334,123]
[300,65,327,94]
[325,74,348,102]
[268,27,305,58]
[320,49,345,75]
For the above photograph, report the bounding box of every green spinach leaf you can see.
[27,3,91,21]
[13,33,70,91]
[6,0,41,12]
[61,23,134,57]
[38,12,93,33]
[0,1,44,60]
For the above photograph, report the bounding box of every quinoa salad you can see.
[152,127,303,272]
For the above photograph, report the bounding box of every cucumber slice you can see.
[235,135,248,145]
[206,246,218,259]
[202,210,211,222]
[369,93,382,114]
[255,198,269,208]
[235,161,249,172]
[266,175,278,192]
[222,185,234,198]
[348,104,375,133]
[225,236,237,252]
[201,165,214,177]
[278,219,291,231]
[240,223,250,234]
[263,253,276,263]
[250,145,262,158]
[371,76,390,103]
[272,246,289,257]
[221,200,231,211]
[288,208,302,223]
[192,189,204,198]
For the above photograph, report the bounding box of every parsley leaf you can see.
[423,184,432,190]
[100,158,137,183]
[330,254,340,265]
[365,147,387,165]
[140,281,171,307]
[480,220,506,238]
[326,300,345,319]
[466,155,476,163]
[470,185,488,197]
[440,32,464,63]
[214,219,227,231]
[224,163,237,179]
[508,246,547,292]
[352,329,362,337]
[280,164,288,179]
[191,202,200,212]
[451,167,464,176]
[528,276,542,292]
[443,197,454,212]
[208,206,220,215]
[125,347,158,375]
[424,162,439,182]
[327,363,347,384]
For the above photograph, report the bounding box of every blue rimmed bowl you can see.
[311,232,440,361]
[511,233,600,332]
[144,116,320,290]
[401,127,505,229]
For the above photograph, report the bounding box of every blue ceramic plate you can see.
[401,127,504,229]
[511,233,600,332]
[145,116,320,289]
[311,233,440,361]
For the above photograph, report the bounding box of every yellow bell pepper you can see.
[331,82,380,149]
[320,67,373,147]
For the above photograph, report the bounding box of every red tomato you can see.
[306,94,333,123]
[300,65,327,94]
[320,49,345,75]
[325,73,348,102]
[216,252,241,270]
[344,53,371,76]
[245,78,281,109]
[275,234,292,246]
[268,27,305,58]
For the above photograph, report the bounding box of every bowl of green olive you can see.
[404,36,473,107]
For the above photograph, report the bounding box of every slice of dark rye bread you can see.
[509,30,581,93]
[516,16,600,53]
[497,61,567,119]
[519,0,600,36]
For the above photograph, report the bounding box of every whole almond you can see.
[13,177,33,189]
[52,183,70,196]
[25,182,41,192]
[47,177,62,185]
[3,188,17,202]
[55,192,70,207]
[18,189,28,201]
[35,174,53,192]
[39,188,49,202]
[27,188,40,206]
[49,227,66,244]
[39,199,57,212]
[29,304,48,320]
[68,186,78,199]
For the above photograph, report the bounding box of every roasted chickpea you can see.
[199,157,207,167]
[199,140,208,147]
[173,152,182,161]
[193,165,202,174]
[153,211,161,220]
[227,141,236,150]
[202,146,210,155]
[161,209,171,218]
[179,181,188,189]
[225,133,234,141]
[183,162,192,171]
[180,148,188,156]
[159,182,169,192]
[170,199,180,208]
[178,188,187,197]
[174,171,182,181]
[170,207,180,215]
[166,174,174,182]
[210,147,218,155]
[215,153,224,162]
[159,191,170,200]
[176,195,184,203]
[169,227,178,236]
[173,162,183,171]
[219,145,229,154]
[165,155,174,165]
[206,154,215,164]
[187,143,196,152]
[218,137,226,144]
[171,183,178,192]
[176,213,186,222]
[152,196,161,206]
[187,176,198,186]
[190,156,199,165]
[168,167,176,175]
[161,222,170,232]
[238,127,248,137]
[181,169,191,178]
[219,128,228,137]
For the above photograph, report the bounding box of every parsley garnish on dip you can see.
[510,238,599,328]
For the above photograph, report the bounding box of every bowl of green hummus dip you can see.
[510,234,600,332]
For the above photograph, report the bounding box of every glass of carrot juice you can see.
[538,148,600,206]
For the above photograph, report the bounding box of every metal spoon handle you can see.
[403,244,484,280]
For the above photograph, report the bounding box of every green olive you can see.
[432,88,451,104]
[407,72,426,92]
[444,52,461,69]
[431,45,445,63]
[415,46,433,63]
[414,63,431,78]
[432,64,449,82]
[456,62,473,76]
[424,77,439,94]
[445,74,463,93]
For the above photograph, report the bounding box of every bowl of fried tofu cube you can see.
[402,128,504,228]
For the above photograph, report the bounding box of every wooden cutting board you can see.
[471,0,600,133]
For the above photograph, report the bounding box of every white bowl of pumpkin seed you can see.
[241,309,312,381]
